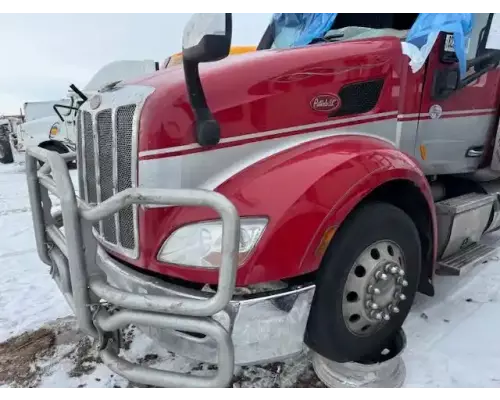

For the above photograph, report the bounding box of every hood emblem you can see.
[310,93,341,113]
[89,94,102,110]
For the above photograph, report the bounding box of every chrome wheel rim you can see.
[342,240,408,336]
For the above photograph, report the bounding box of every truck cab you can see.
[26,13,500,387]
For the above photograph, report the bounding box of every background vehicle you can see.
[162,45,256,68]
[26,13,500,387]
[6,60,159,164]
[0,116,20,164]
[12,100,72,157]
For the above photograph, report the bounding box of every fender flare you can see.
[299,161,437,295]
[149,134,436,288]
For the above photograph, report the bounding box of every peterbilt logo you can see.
[310,94,341,113]
[89,94,102,110]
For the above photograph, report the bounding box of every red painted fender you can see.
[139,134,436,286]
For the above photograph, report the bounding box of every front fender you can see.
[146,134,434,286]
[19,116,58,147]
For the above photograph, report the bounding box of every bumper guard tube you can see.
[25,147,315,388]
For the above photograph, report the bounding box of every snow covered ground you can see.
[1,153,500,387]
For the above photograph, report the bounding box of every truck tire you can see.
[0,137,14,164]
[304,201,421,363]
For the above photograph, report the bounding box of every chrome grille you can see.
[78,103,139,256]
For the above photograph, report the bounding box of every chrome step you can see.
[436,241,499,276]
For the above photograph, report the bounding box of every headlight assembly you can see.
[157,218,268,268]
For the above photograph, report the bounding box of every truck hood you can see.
[126,36,404,154]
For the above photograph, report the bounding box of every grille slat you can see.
[79,103,138,256]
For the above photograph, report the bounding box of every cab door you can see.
[415,13,500,176]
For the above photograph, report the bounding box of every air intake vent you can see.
[331,79,384,117]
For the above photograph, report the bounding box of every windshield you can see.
[265,13,419,49]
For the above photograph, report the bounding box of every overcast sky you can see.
[0,13,272,114]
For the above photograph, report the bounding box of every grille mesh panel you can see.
[96,110,116,244]
[83,112,97,205]
[116,105,136,250]
[76,112,85,200]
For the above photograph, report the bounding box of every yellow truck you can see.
[163,45,256,68]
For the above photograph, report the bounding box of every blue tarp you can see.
[271,13,337,48]
[270,13,473,77]
[405,13,473,77]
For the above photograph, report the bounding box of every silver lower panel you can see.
[98,247,316,365]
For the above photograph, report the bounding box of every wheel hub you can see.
[342,241,408,336]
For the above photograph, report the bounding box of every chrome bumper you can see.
[25,147,315,388]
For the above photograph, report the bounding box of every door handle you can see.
[466,147,484,158]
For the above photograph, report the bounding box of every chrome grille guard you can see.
[26,146,241,387]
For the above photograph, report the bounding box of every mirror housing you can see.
[182,13,232,147]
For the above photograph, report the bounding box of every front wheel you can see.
[304,202,421,363]
[0,137,14,164]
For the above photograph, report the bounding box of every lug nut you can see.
[368,285,381,295]
[370,311,384,321]
[399,293,406,301]
[367,301,379,310]
[371,311,383,320]
[390,266,399,274]
[398,277,408,287]
[383,313,391,321]
[398,269,405,276]
[376,271,388,281]
[391,306,400,314]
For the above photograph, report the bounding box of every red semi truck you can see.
[26,13,500,387]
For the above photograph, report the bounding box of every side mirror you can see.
[182,13,232,63]
[182,13,232,147]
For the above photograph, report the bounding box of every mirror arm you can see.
[183,60,220,147]
[460,51,500,89]
[53,104,80,123]
[69,84,88,102]
[460,64,496,88]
